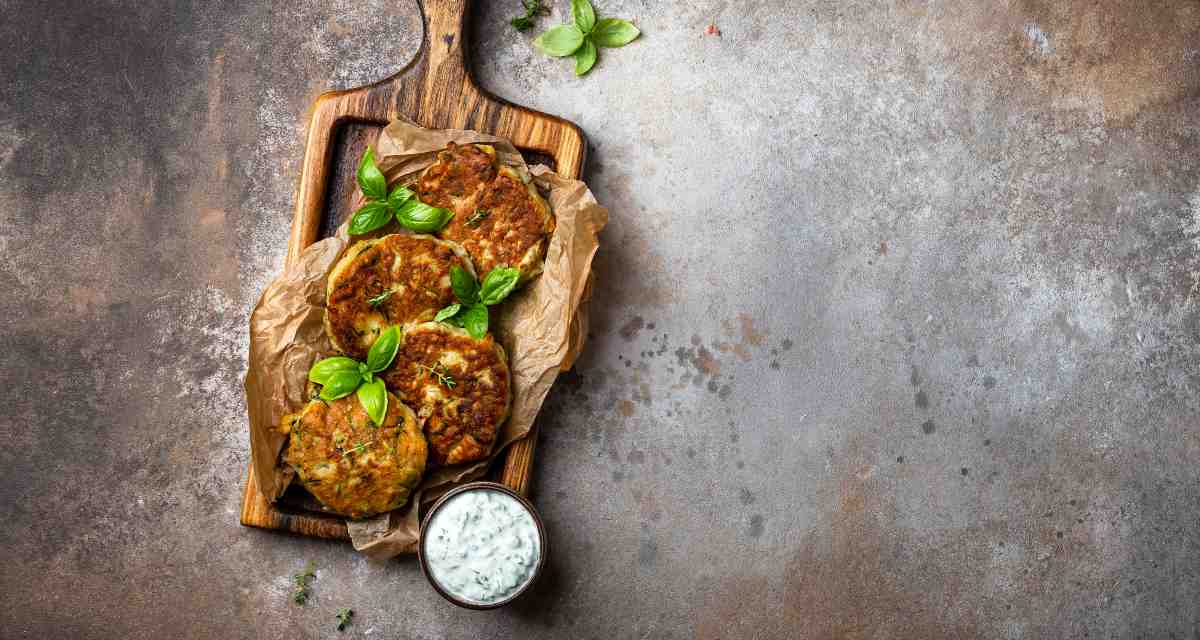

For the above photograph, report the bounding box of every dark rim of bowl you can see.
[417,481,547,610]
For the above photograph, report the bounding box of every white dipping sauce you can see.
[423,489,541,604]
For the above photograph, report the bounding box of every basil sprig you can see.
[307,326,401,426]
[532,0,639,76]
[347,148,453,235]
[436,266,521,339]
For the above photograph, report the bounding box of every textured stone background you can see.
[2,0,1199,638]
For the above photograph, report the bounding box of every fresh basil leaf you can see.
[319,370,361,401]
[387,185,414,210]
[479,267,521,306]
[451,265,479,303]
[394,197,454,232]
[366,325,401,372]
[462,303,489,339]
[574,38,597,76]
[308,357,360,385]
[435,303,462,323]
[533,24,584,57]
[356,147,387,201]
[590,18,639,47]
[572,0,595,33]
[347,201,392,235]
[356,378,388,426]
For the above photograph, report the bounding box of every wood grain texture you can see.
[240,0,585,543]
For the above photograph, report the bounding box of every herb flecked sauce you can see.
[424,489,541,603]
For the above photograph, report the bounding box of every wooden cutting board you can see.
[239,0,585,541]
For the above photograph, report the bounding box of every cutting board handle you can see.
[411,0,477,126]
[423,0,468,63]
[298,0,582,181]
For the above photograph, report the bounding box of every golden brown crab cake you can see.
[325,233,474,360]
[415,142,497,212]
[381,322,511,467]
[282,392,426,519]
[437,164,555,283]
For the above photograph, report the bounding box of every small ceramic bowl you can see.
[417,481,547,610]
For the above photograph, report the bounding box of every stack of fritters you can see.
[285,142,552,518]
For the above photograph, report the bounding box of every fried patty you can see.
[418,142,555,283]
[325,234,473,360]
[282,392,427,518]
[382,323,511,466]
[437,164,555,282]
[415,142,497,211]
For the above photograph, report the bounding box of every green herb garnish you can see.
[367,290,394,307]
[511,0,549,31]
[347,148,452,235]
[292,562,315,605]
[478,267,521,305]
[307,326,401,425]
[465,208,490,228]
[341,440,374,457]
[335,608,354,632]
[418,363,457,389]
[532,0,639,76]
[433,266,521,339]
[394,196,454,233]
[434,303,461,322]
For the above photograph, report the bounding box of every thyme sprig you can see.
[339,440,374,457]
[335,608,354,631]
[292,562,315,605]
[418,362,457,389]
[510,0,549,31]
[465,208,490,228]
[367,290,394,307]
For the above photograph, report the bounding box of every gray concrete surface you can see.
[2,0,1198,638]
